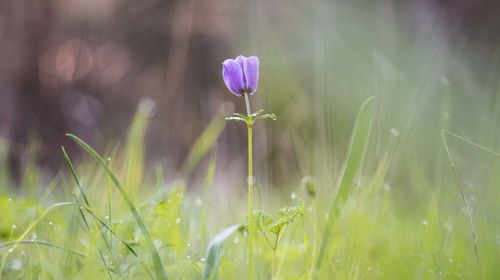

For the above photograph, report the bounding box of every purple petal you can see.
[235,55,247,87]
[243,56,259,94]
[222,59,244,96]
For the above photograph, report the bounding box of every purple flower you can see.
[222,55,259,96]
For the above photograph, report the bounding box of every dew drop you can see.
[233,237,240,244]
[11,259,22,271]
[290,192,297,200]
[443,222,453,232]
[422,220,428,226]
[195,199,203,207]
[390,128,400,137]
[200,257,205,262]
[175,218,181,224]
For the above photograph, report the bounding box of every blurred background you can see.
[1,0,500,196]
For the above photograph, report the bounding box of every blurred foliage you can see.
[1,0,500,279]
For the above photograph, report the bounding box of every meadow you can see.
[1,1,500,279]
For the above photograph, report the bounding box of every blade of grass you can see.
[180,115,226,176]
[314,96,374,276]
[66,133,168,280]
[124,98,154,198]
[64,146,129,279]
[203,224,243,280]
[0,239,118,274]
[442,130,485,266]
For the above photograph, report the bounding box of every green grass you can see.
[2,2,500,277]
[0,94,498,279]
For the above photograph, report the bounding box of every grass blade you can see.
[314,96,374,275]
[180,115,226,176]
[203,224,243,280]
[66,133,168,280]
[442,130,482,266]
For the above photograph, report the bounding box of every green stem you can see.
[247,122,254,280]
[244,92,254,279]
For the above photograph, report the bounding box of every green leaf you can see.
[265,205,305,235]
[253,210,274,231]
[250,109,264,117]
[255,113,277,121]
[315,96,375,274]
[203,224,243,280]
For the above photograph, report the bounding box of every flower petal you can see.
[222,59,244,96]
[243,56,259,94]
[235,55,247,87]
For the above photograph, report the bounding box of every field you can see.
[1,1,500,279]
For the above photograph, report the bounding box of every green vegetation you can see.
[1,91,498,279]
[2,3,500,278]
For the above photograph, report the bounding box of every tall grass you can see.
[1,92,498,279]
[2,2,500,278]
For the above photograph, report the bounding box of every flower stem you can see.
[247,122,254,279]
[244,92,254,279]
[244,93,252,117]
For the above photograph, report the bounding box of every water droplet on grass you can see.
[200,257,205,262]
[175,218,181,224]
[195,199,203,207]
[443,222,453,232]
[390,128,400,137]
[11,259,22,270]
[233,237,240,244]
[290,192,297,200]
[422,220,428,226]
